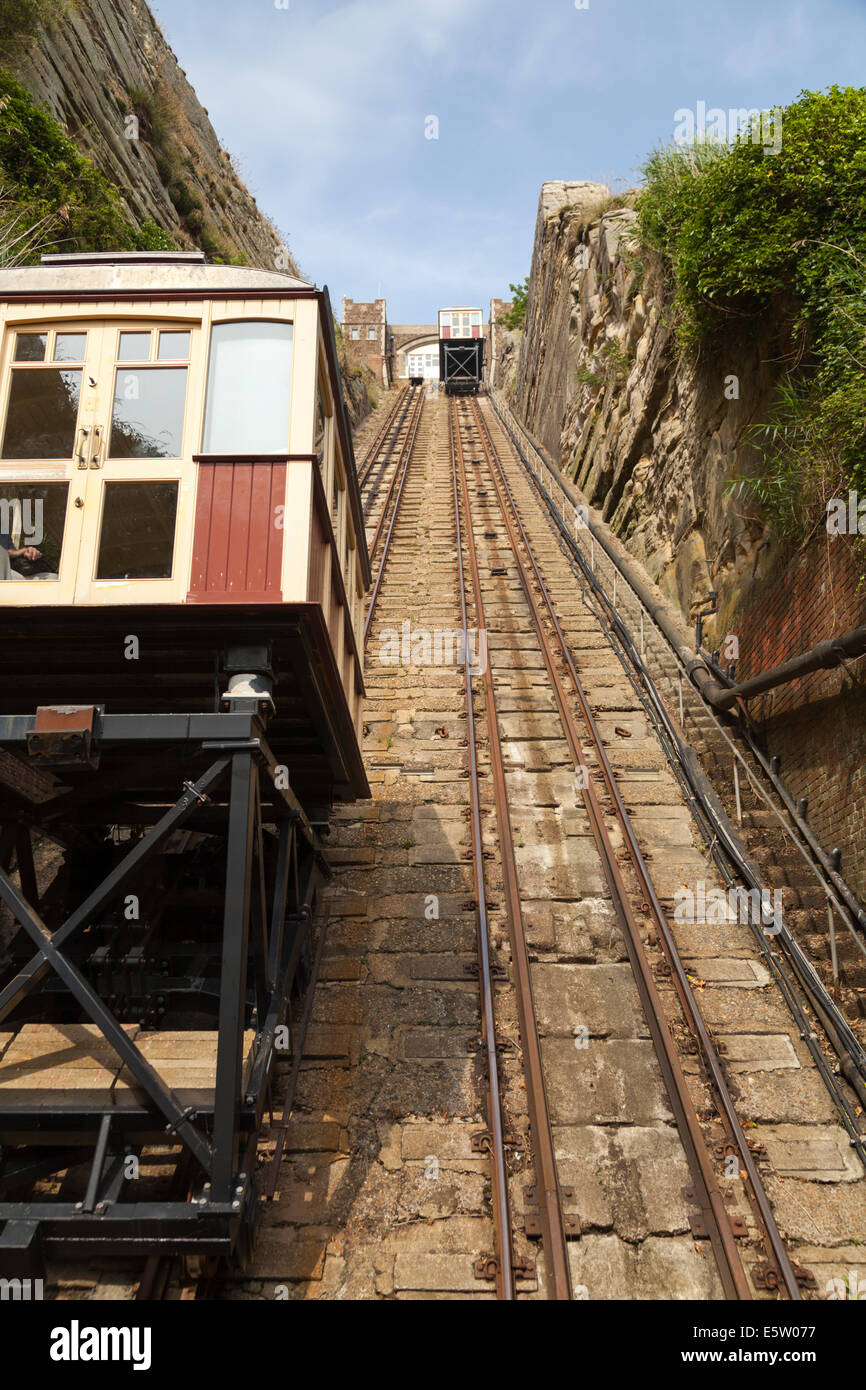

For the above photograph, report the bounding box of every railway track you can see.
[360,384,422,522]
[64,382,863,1302]
[258,385,864,1302]
[447,395,799,1298]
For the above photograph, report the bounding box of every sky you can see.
[149,0,866,323]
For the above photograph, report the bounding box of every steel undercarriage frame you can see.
[0,704,328,1275]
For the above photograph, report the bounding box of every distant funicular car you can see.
[438,306,484,395]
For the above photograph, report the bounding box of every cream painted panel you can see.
[281,459,313,601]
[288,300,317,459]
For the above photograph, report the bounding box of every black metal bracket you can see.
[0,711,326,1269]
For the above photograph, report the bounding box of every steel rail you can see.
[361,387,417,517]
[468,397,764,1301]
[451,400,573,1301]
[489,390,866,1142]
[367,386,425,567]
[492,392,866,1167]
[357,384,412,488]
[489,392,866,948]
[477,396,811,1299]
[447,405,516,1301]
[363,391,425,644]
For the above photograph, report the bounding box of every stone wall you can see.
[513,180,787,628]
[511,178,866,901]
[488,297,518,391]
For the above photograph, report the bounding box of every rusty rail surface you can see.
[451,399,574,1300]
[448,404,517,1300]
[357,384,412,490]
[468,395,803,1301]
[364,388,426,642]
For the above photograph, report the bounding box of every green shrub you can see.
[502,277,529,330]
[575,366,602,389]
[167,179,201,217]
[0,70,178,258]
[637,86,866,540]
[0,69,138,251]
[136,219,176,251]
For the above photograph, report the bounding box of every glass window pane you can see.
[0,482,68,581]
[158,331,190,361]
[2,369,82,459]
[109,367,187,458]
[118,331,151,361]
[54,332,87,362]
[202,322,293,455]
[14,333,47,362]
[96,482,178,579]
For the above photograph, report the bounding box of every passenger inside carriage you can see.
[0,485,65,581]
[0,532,45,580]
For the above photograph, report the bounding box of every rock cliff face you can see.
[512,180,783,629]
[7,0,372,427]
[509,180,866,902]
[10,0,292,271]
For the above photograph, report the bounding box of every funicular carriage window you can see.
[2,330,85,460]
[202,321,293,455]
[89,327,190,581]
[96,481,179,580]
[0,483,68,580]
[110,330,188,459]
[0,330,86,582]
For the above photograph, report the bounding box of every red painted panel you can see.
[266,467,284,593]
[226,464,253,596]
[441,326,450,339]
[472,326,481,338]
[208,465,234,590]
[188,461,286,603]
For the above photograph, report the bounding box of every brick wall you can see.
[341,298,389,382]
[732,533,866,898]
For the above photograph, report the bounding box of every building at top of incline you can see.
[341,297,513,389]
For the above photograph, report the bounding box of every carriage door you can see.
[73,323,199,604]
[0,323,106,605]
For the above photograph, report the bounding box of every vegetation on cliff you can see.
[502,277,529,330]
[638,86,866,544]
[0,0,59,55]
[0,69,173,258]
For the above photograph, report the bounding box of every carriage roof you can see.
[0,251,315,298]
